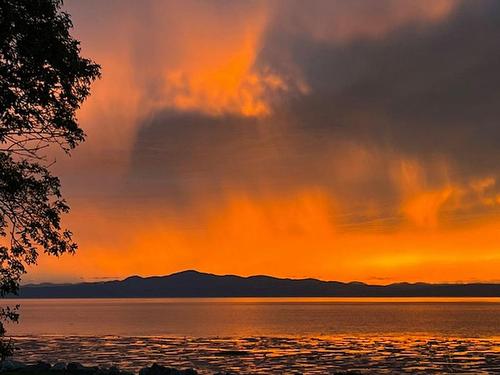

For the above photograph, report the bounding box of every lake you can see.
[6,298,500,373]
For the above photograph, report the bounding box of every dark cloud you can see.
[263,0,500,179]
[128,110,400,228]
[128,0,500,223]
[128,111,380,201]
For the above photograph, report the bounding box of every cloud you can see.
[402,187,454,228]
[35,0,500,283]
[275,0,500,169]
[271,0,457,43]
[32,190,500,283]
[125,0,500,225]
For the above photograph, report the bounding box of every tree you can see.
[0,0,100,358]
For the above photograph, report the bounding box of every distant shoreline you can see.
[11,270,500,298]
[7,296,500,300]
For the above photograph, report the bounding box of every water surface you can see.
[7,297,500,337]
[6,298,500,373]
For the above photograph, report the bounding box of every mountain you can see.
[13,270,500,298]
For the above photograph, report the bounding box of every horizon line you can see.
[21,269,500,287]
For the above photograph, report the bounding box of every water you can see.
[6,298,500,373]
[7,297,500,337]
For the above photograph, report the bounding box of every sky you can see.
[27,0,500,284]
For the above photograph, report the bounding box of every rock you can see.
[1,359,26,371]
[26,361,51,371]
[95,366,133,375]
[51,362,67,371]
[139,363,198,375]
[67,362,86,371]
[66,362,98,374]
[108,365,121,374]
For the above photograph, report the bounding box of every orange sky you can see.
[25,0,500,284]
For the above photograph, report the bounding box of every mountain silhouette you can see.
[14,270,500,298]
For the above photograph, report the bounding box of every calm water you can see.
[6,298,500,373]
[7,297,500,336]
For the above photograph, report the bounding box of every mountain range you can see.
[12,270,500,298]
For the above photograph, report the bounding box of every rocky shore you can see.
[8,335,500,373]
[0,360,361,375]
[0,361,203,375]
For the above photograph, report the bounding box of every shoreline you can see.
[7,335,500,374]
[1,362,199,375]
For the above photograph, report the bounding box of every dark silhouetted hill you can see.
[13,270,500,298]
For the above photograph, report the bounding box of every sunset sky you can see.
[28,0,500,284]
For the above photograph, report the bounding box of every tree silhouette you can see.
[0,0,100,358]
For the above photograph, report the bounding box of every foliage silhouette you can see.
[0,0,100,359]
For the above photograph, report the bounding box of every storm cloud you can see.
[127,0,500,225]
[32,0,500,284]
